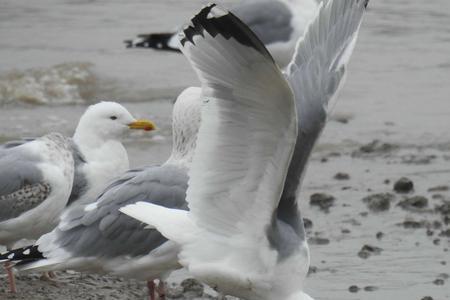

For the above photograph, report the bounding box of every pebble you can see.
[428,185,449,192]
[376,232,384,240]
[308,237,330,245]
[358,245,383,259]
[364,286,378,292]
[398,196,429,211]
[433,278,444,286]
[310,193,336,211]
[394,177,414,193]
[348,285,360,293]
[334,172,350,180]
[362,193,394,212]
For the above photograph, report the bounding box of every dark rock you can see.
[384,179,391,184]
[308,266,318,275]
[376,232,384,240]
[303,218,313,229]
[334,172,350,180]
[394,177,414,193]
[356,140,398,155]
[400,218,427,229]
[436,201,450,215]
[308,237,330,245]
[342,229,351,234]
[180,278,204,297]
[348,285,360,293]
[358,245,383,259]
[421,297,433,300]
[433,278,445,286]
[310,193,335,211]
[428,185,449,192]
[433,239,441,246]
[398,196,429,211]
[362,193,394,212]
[364,286,378,292]
[439,229,450,237]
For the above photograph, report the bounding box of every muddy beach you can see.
[0,0,449,299]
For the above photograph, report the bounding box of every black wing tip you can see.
[0,245,43,262]
[124,32,180,52]
[180,3,274,62]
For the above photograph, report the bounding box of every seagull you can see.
[2,101,156,209]
[121,1,369,300]
[0,88,201,300]
[0,101,156,292]
[124,0,319,67]
[0,133,75,293]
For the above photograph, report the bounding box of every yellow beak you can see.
[128,119,156,131]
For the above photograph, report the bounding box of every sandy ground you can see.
[0,110,449,299]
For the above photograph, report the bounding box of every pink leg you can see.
[4,262,17,293]
[147,280,156,300]
[157,280,165,300]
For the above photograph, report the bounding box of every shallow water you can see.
[0,0,449,299]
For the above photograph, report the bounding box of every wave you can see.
[0,62,97,105]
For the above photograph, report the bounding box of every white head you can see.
[167,87,202,168]
[286,292,315,300]
[73,101,155,146]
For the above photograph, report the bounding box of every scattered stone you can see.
[421,297,433,300]
[401,154,436,165]
[436,201,450,215]
[308,237,330,245]
[308,266,318,275]
[384,179,391,185]
[376,232,384,240]
[394,177,414,193]
[360,212,369,217]
[438,273,449,280]
[433,239,441,246]
[439,229,450,237]
[432,194,444,200]
[358,245,383,259]
[334,172,350,180]
[433,278,445,286]
[348,285,360,293]
[426,229,434,236]
[398,196,429,211]
[362,193,394,212]
[180,278,204,297]
[400,218,427,229]
[355,140,398,155]
[364,286,378,292]
[342,229,351,234]
[428,185,449,192]
[303,218,313,229]
[310,193,336,211]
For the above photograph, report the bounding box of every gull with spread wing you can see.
[122,1,369,299]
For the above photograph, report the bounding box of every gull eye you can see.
[110,116,118,120]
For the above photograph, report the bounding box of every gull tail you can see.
[0,245,43,263]
[124,32,181,52]
[120,201,194,245]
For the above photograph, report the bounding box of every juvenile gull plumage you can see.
[2,102,156,210]
[122,1,369,300]
[124,0,319,67]
[0,133,75,293]
[0,101,155,292]
[0,89,201,300]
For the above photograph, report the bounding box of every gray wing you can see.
[274,0,368,246]
[66,140,89,206]
[41,164,188,259]
[0,147,50,222]
[231,0,293,45]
